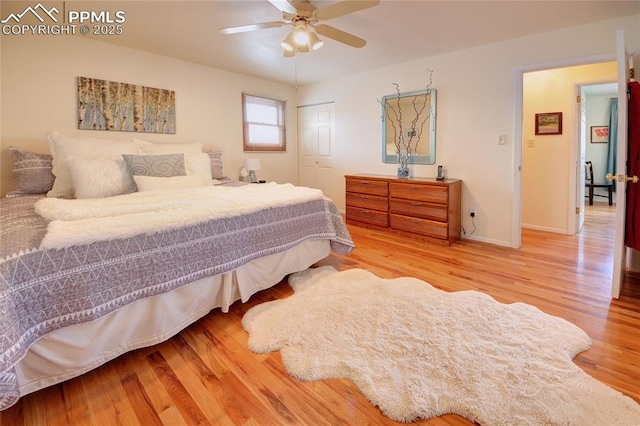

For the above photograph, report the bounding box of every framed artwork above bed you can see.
[77,76,176,134]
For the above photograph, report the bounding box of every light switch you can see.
[527,139,535,148]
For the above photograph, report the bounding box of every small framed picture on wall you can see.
[535,112,563,135]
[590,126,609,143]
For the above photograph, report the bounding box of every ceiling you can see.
[80,0,638,86]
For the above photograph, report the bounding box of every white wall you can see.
[0,35,298,195]
[297,14,639,246]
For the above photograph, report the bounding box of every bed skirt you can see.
[14,239,330,398]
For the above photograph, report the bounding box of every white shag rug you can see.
[242,266,640,425]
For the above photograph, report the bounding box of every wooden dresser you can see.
[345,174,462,246]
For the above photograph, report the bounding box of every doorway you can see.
[520,62,617,237]
[580,82,618,233]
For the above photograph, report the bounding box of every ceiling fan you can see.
[219,0,380,57]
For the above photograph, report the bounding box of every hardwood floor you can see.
[2,202,639,425]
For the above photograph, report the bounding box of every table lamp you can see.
[243,158,261,183]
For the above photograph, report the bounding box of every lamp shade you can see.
[308,31,323,50]
[293,26,309,46]
[280,32,296,52]
[243,158,261,171]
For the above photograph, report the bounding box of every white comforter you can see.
[35,183,324,250]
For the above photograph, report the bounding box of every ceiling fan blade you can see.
[267,0,298,15]
[314,24,367,48]
[219,21,285,35]
[315,0,380,21]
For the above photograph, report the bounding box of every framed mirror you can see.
[381,89,437,165]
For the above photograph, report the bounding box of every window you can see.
[242,93,286,152]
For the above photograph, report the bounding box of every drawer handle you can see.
[361,195,370,199]
[362,209,370,213]
[411,185,421,189]
[411,201,422,206]
[360,181,370,184]
[411,218,422,223]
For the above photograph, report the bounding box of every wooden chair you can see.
[585,161,613,206]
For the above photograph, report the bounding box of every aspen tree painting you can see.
[77,77,176,134]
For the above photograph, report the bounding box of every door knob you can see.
[606,173,639,183]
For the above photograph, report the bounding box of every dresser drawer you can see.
[346,178,389,196]
[347,206,389,227]
[390,182,448,204]
[390,214,448,239]
[390,198,447,222]
[346,192,388,212]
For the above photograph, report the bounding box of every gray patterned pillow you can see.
[6,146,55,197]
[122,153,186,178]
[205,150,226,179]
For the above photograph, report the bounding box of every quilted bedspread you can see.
[0,186,354,410]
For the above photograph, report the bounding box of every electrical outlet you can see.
[497,135,507,145]
[469,208,477,218]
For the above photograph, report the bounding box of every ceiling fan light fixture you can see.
[222,0,379,57]
[308,31,323,50]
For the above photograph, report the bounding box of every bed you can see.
[0,136,354,410]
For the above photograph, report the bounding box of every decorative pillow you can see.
[133,139,214,184]
[133,139,203,157]
[133,175,202,192]
[205,150,226,179]
[67,157,134,199]
[185,153,214,186]
[46,131,138,198]
[6,146,54,197]
[122,153,186,179]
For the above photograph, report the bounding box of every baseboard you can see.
[521,223,569,235]
[461,235,512,247]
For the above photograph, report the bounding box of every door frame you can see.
[575,85,587,234]
[512,53,617,248]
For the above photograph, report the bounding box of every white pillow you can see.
[46,131,138,198]
[68,157,135,199]
[185,153,214,186]
[133,139,203,157]
[133,175,202,191]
